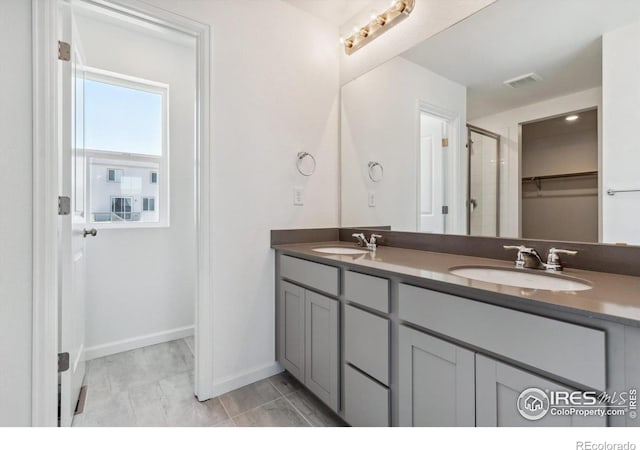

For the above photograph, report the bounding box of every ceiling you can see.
[282,0,377,27]
[402,0,640,119]
[523,108,598,141]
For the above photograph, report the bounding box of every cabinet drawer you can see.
[280,255,339,296]
[344,270,389,313]
[398,284,606,390]
[345,304,390,385]
[344,364,390,427]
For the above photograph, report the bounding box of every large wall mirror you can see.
[341,0,640,245]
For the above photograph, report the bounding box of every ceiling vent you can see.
[503,72,542,88]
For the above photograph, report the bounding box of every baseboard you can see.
[203,362,284,399]
[73,344,84,373]
[83,325,194,361]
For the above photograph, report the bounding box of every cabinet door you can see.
[399,326,475,426]
[278,281,305,381]
[305,290,339,411]
[476,355,606,427]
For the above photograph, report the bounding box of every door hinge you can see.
[442,205,449,215]
[58,196,71,215]
[441,138,449,147]
[58,41,71,61]
[58,352,70,373]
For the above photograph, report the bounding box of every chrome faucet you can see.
[545,248,578,272]
[504,245,577,272]
[352,233,383,250]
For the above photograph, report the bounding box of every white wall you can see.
[338,0,496,84]
[143,0,340,393]
[74,13,197,355]
[341,56,466,232]
[602,21,640,245]
[0,0,33,426]
[470,87,602,238]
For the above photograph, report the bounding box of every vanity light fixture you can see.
[565,115,579,122]
[340,0,415,55]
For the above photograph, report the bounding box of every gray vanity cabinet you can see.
[277,279,339,412]
[398,325,475,426]
[475,355,606,427]
[278,281,306,381]
[304,290,339,411]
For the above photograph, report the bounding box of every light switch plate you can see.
[368,191,376,207]
[294,187,304,206]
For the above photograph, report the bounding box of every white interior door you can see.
[58,0,88,427]
[418,112,446,233]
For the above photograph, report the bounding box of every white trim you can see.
[72,344,84,374]
[32,0,61,427]
[83,65,170,91]
[32,0,214,425]
[210,363,283,399]
[83,326,195,361]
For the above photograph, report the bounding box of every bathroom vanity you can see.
[272,233,640,427]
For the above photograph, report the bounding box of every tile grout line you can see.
[217,396,233,422]
[281,394,314,427]
[221,378,286,419]
[227,396,284,421]
[267,377,313,427]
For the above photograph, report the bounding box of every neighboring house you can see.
[89,158,160,223]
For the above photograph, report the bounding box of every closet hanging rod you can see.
[521,170,598,182]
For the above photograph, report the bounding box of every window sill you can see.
[89,221,170,230]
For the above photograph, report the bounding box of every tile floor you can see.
[72,338,346,427]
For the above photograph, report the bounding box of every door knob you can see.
[83,228,98,238]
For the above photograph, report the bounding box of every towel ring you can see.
[368,161,384,182]
[296,152,316,176]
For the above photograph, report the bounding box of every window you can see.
[143,197,155,212]
[84,68,169,227]
[107,168,123,183]
[111,196,134,221]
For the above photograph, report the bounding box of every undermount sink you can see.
[312,246,370,255]
[449,266,592,292]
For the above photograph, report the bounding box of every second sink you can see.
[449,266,592,292]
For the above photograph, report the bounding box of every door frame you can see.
[31,0,213,426]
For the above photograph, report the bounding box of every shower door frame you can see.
[466,124,501,237]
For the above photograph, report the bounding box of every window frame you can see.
[83,66,170,229]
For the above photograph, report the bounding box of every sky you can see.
[83,78,163,156]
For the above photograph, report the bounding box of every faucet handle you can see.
[503,244,530,267]
[352,233,368,247]
[503,245,530,252]
[546,248,577,271]
[548,248,578,256]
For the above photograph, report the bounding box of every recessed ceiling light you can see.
[566,115,579,122]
